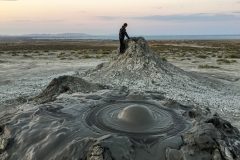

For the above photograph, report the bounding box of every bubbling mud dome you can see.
[0,37,240,160]
[118,104,154,126]
[85,101,187,135]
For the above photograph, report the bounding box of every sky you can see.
[0,0,240,35]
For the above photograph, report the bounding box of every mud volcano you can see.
[83,37,194,90]
[0,37,240,160]
[83,37,239,113]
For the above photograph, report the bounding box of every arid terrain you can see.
[1,39,240,127]
[0,39,240,160]
[1,39,240,105]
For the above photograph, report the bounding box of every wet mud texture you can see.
[1,88,240,160]
[1,89,190,160]
[86,100,187,136]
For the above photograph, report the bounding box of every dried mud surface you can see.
[0,38,240,160]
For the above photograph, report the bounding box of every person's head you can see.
[123,23,128,28]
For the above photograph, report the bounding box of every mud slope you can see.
[84,37,240,126]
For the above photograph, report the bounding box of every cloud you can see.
[98,13,240,22]
[11,19,65,23]
[134,13,240,21]
[154,6,162,10]
[14,20,33,23]
[97,16,121,20]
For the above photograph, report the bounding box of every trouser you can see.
[119,38,125,53]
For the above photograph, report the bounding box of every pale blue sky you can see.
[0,0,240,35]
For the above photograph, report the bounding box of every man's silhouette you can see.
[119,23,130,53]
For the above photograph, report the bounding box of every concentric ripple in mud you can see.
[85,101,187,136]
[1,94,190,160]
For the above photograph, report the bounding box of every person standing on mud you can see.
[119,23,130,53]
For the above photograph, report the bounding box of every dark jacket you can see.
[119,26,130,40]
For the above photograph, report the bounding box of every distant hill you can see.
[23,33,91,38]
[0,33,240,41]
[0,33,120,40]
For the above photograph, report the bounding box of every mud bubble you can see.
[85,100,188,136]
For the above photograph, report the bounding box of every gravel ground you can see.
[0,58,105,108]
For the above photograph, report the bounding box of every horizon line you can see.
[1,33,240,37]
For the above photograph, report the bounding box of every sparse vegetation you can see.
[217,58,237,64]
[96,54,104,59]
[60,57,67,60]
[211,54,216,57]
[198,64,220,69]
[191,61,199,63]
[102,51,111,54]
[23,54,33,58]
[1,39,239,63]
[160,57,167,61]
[0,40,116,51]
[225,53,240,58]
[196,54,208,59]
[38,52,44,56]
[47,52,55,56]
[82,54,92,59]
[150,40,240,61]
[11,52,18,56]
[57,52,66,58]
[77,51,83,54]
